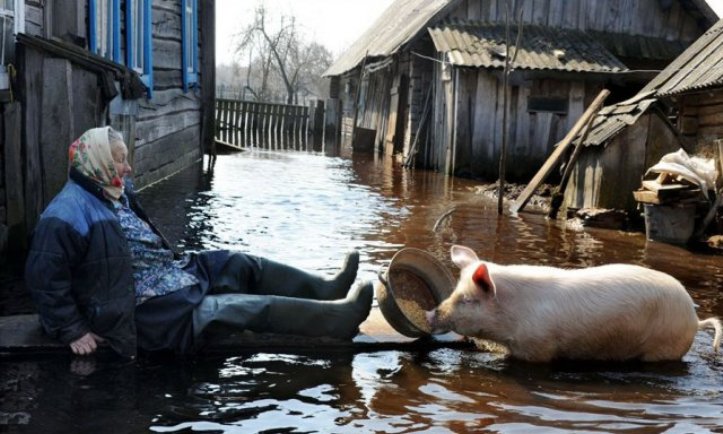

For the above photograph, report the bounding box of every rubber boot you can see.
[193,281,374,340]
[255,251,360,300]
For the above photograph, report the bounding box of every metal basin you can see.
[375,248,455,338]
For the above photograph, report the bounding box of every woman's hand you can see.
[69,332,105,356]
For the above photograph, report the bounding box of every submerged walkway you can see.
[0,308,470,357]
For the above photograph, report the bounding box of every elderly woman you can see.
[25,127,373,358]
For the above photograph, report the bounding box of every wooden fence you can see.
[215,99,323,151]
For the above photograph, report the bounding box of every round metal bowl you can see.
[375,248,455,338]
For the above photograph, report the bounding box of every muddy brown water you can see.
[2,149,722,433]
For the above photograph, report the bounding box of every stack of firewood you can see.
[633,173,704,205]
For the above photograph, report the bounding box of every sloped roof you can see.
[428,21,627,73]
[643,18,723,96]
[323,0,451,77]
[325,0,718,78]
[582,19,723,147]
[583,93,658,146]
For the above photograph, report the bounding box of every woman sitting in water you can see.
[25,126,373,358]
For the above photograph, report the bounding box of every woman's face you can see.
[111,142,132,178]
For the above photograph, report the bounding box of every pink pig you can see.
[426,245,722,362]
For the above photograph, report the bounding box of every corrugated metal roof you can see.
[323,0,452,77]
[583,95,657,147]
[646,19,723,96]
[428,21,627,73]
[582,19,723,147]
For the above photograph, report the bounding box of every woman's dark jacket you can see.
[25,168,173,358]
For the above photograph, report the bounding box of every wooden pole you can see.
[547,93,607,219]
[510,89,611,214]
[497,1,524,215]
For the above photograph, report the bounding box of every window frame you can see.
[88,0,121,62]
[125,0,153,97]
[181,0,198,92]
[0,0,25,34]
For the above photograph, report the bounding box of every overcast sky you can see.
[215,0,395,65]
[215,0,723,66]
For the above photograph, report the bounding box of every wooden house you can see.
[564,18,723,215]
[0,0,215,258]
[324,0,717,181]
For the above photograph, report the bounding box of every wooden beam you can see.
[510,89,610,214]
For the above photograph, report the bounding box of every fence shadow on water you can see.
[215,98,324,152]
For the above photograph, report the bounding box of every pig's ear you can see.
[451,245,479,269]
[472,263,495,295]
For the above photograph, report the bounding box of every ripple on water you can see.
[130,150,723,432]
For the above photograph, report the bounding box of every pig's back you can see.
[494,263,699,361]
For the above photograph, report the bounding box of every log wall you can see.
[679,89,723,156]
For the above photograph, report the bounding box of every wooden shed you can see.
[564,19,723,215]
[0,0,216,259]
[324,0,717,182]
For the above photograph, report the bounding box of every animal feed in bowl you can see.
[389,267,437,333]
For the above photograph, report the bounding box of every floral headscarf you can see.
[69,127,124,200]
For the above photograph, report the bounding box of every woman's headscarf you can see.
[69,127,124,200]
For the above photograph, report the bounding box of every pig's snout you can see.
[425,308,450,334]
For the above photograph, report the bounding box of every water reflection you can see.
[3,149,722,433]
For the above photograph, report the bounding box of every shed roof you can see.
[642,18,723,96]
[428,21,628,73]
[322,0,451,77]
[582,19,723,147]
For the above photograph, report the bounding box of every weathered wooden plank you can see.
[153,70,184,90]
[236,100,244,146]
[561,0,580,29]
[511,89,610,214]
[136,109,202,147]
[20,46,45,233]
[513,84,531,177]
[153,7,182,39]
[472,72,500,170]
[531,0,550,25]
[41,59,74,207]
[153,38,183,70]
[268,103,277,150]
[467,0,481,20]
[133,126,202,187]
[3,103,25,250]
[698,111,723,127]
[71,66,101,140]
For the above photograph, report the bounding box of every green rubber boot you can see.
[256,251,360,300]
[193,281,374,340]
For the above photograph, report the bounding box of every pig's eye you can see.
[461,294,476,304]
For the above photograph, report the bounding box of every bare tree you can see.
[235,4,332,104]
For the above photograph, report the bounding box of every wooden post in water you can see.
[276,103,283,150]
[313,100,324,152]
[239,101,247,148]
[303,105,310,151]
[291,106,299,150]
[214,100,220,142]
[233,101,243,148]
[253,102,261,148]
[223,100,230,144]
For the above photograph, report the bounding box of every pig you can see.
[426,245,722,363]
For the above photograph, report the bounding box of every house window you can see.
[89,0,120,61]
[181,0,198,92]
[528,96,569,114]
[126,0,153,97]
[0,0,24,91]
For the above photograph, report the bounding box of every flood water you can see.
[2,149,723,433]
